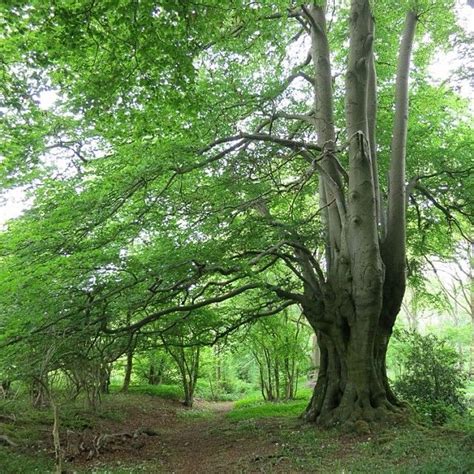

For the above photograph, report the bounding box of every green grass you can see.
[281,422,474,473]
[2,386,472,474]
[0,448,53,474]
[228,399,308,421]
[233,386,312,407]
[228,390,312,421]
[110,383,183,400]
[225,389,474,473]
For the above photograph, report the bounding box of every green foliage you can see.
[111,383,182,400]
[228,399,308,422]
[240,310,311,401]
[0,0,472,434]
[195,377,254,401]
[228,386,312,421]
[392,329,468,424]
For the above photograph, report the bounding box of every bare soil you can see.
[66,396,296,473]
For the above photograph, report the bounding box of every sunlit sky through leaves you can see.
[1,4,472,226]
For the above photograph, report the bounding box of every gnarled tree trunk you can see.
[298,2,417,427]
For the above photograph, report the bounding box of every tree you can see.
[0,1,471,428]
[244,309,310,401]
[161,327,201,408]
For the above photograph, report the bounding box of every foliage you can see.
[0,0,472,428]
[393,329,468,424]
[240,309,311,401]
[110,383,182,401]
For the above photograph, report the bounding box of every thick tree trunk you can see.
[303,314,401,427]
[300,1,417,428]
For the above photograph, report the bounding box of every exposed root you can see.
[0,434,18,447]
[0,413,16,423]
[65,427,157,461]
[303,391,409,431]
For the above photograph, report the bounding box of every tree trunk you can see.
[100,364,111,394]
[121,349,134,392]
[299,1,417,428]
[303,321,403,427]
[31,377,49,408]
[0,380,11,399]
[148,363,162,385]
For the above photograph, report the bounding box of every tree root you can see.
[303,393,410,431]
[65,427,157,461]
[0,434,18,447]
[0,413,16,423]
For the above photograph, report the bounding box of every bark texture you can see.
[298,1,417,427]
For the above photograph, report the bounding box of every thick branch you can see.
[238,132,321,151]
[384,11,418,263]
[380,10,418,331]
[102,283,260,334]
[367,27,383,233]
[306,2,343,268]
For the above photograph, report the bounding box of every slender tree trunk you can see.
[0,380,11,399]
[32,376,49,408]
[121,349,134,392]
[100,364,111,394]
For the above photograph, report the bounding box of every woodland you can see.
[0,0,473,472]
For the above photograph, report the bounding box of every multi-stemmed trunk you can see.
[298,2,417,427]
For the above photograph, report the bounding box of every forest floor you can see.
[1,390,473,473]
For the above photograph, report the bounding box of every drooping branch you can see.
[414,183,472,241]
[141,300,298,347]
[102,283,261,334]
[237,132,322,152]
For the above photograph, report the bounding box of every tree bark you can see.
[300,1,417,428]
[121,349,134,393]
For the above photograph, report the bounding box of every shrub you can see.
[393,329,467,425]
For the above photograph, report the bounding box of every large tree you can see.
[0,1,472,427]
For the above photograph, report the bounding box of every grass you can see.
[110,383,183,400]
[228,398,308,421]
[0,449,53,474]
[228,387,312,421]
[1,385,473,473]
[225,390,474,472]
[274,421,474,473]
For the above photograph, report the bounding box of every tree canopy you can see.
[0,0,472,427]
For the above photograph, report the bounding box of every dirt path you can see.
[158,401,280,473]
[69,396,291,473]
